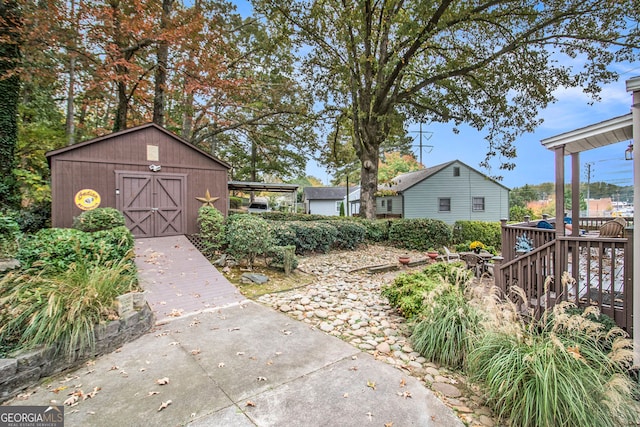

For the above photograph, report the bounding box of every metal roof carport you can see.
[227,181,300,212]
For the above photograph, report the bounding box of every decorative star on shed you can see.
[196,189,219,207]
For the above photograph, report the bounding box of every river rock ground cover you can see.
[227,244,500,427]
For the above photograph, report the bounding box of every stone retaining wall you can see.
[0,293,155,403]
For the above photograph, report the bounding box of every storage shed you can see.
[46,123,230,238]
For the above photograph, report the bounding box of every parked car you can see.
[247,201,270,213]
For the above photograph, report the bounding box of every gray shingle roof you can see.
[380,160,510,192]
[303,186,348,200]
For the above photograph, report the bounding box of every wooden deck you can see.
[134,235,246,323]
[496,217,634,335]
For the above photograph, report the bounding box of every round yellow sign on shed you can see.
[74,189,101,211]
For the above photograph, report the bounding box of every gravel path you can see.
[255,245,500,427]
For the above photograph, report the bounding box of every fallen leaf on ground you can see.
[158,400,172,411]
[85,360,96,367]
[385,422,393,427]
[218,362,225,368]
[191,349,201,355]
[169,342,180,346]
[228,327,240,332]
[399,378,406,388]
[366,412,374,421]
[156,377,170,385]
[51,386,67,394]
[108,366,119,371]
[84,387,101,400]
[245,401,256,407]
[343,393,349,398]
[349,366,358,371]
[236,351,245,356]
[63,395,79,406]
[367,380,376,390]
[397,391,412,399]
[257,376,267,381]
[266,360,273,365]
[168,309,183,317]
[147,391,160,397]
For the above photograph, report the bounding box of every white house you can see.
[303,186,350,216]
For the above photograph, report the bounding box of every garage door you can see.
[116,172,186,237]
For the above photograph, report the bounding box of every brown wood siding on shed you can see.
[48,125,229,235]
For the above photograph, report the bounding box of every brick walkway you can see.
[134,235,246,323]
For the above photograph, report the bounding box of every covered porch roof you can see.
[541,113,632,154]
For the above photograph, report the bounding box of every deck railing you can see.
[496,218,633,334]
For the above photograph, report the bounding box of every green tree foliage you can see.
[378,151,423,184]
[256,0,639,219]
[0,0,21,210]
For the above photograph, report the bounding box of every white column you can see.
[626,77,640,367]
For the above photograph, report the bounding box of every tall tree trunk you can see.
[66,54,76,144]
[359,146,379,220]
[0,0,21,210]
[153,0,172,126]
[181,90,194,139]
[113,79,128,131]
[65,0,79,145]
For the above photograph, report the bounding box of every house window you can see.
[335,201,342,213]
[381,200,385,207]
[453,167,460,177]
[439,198,451,212]
[386,199,393,212]
[472,197,485,212]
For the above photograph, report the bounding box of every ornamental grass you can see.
[0,256,138,358]
[411,281,482,369]
[467,282,639,427]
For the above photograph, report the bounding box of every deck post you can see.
[626,77,640,366]
[554,146,565,299]
[570,153,580,236]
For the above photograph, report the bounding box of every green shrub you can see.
[265,245,298,274]
[359,219,391,242]
[72,208,126,232]
[381,271,439,319]
[327,220,366,249]
[467,302,639,427]
[0,257,138,358]
[422,261,471,286]
[17,226,134,272]
[270,221,338,254]
[225,215,273,268]
[0,213,20,259]
[197,205,225,256]
[260,211,329,221]
[388,218,452,251]
[13,201,51,233]
[412,282,481,369]
[452,221,501,250]
[229,196,243,209]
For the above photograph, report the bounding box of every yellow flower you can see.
[469,241,485,250]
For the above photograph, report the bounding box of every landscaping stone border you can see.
[0,293,155,403]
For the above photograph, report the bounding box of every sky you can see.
[306,67,638,190]
[229,0,638,190]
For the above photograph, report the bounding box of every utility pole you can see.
[585,162,594,217]
[412,123,434,166]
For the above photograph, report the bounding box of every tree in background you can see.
[378,152,423,184]
[0,0,21,211]
[256,0,639,219]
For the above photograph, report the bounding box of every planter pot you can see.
[398,256,411,265]
[426,252,439,260]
